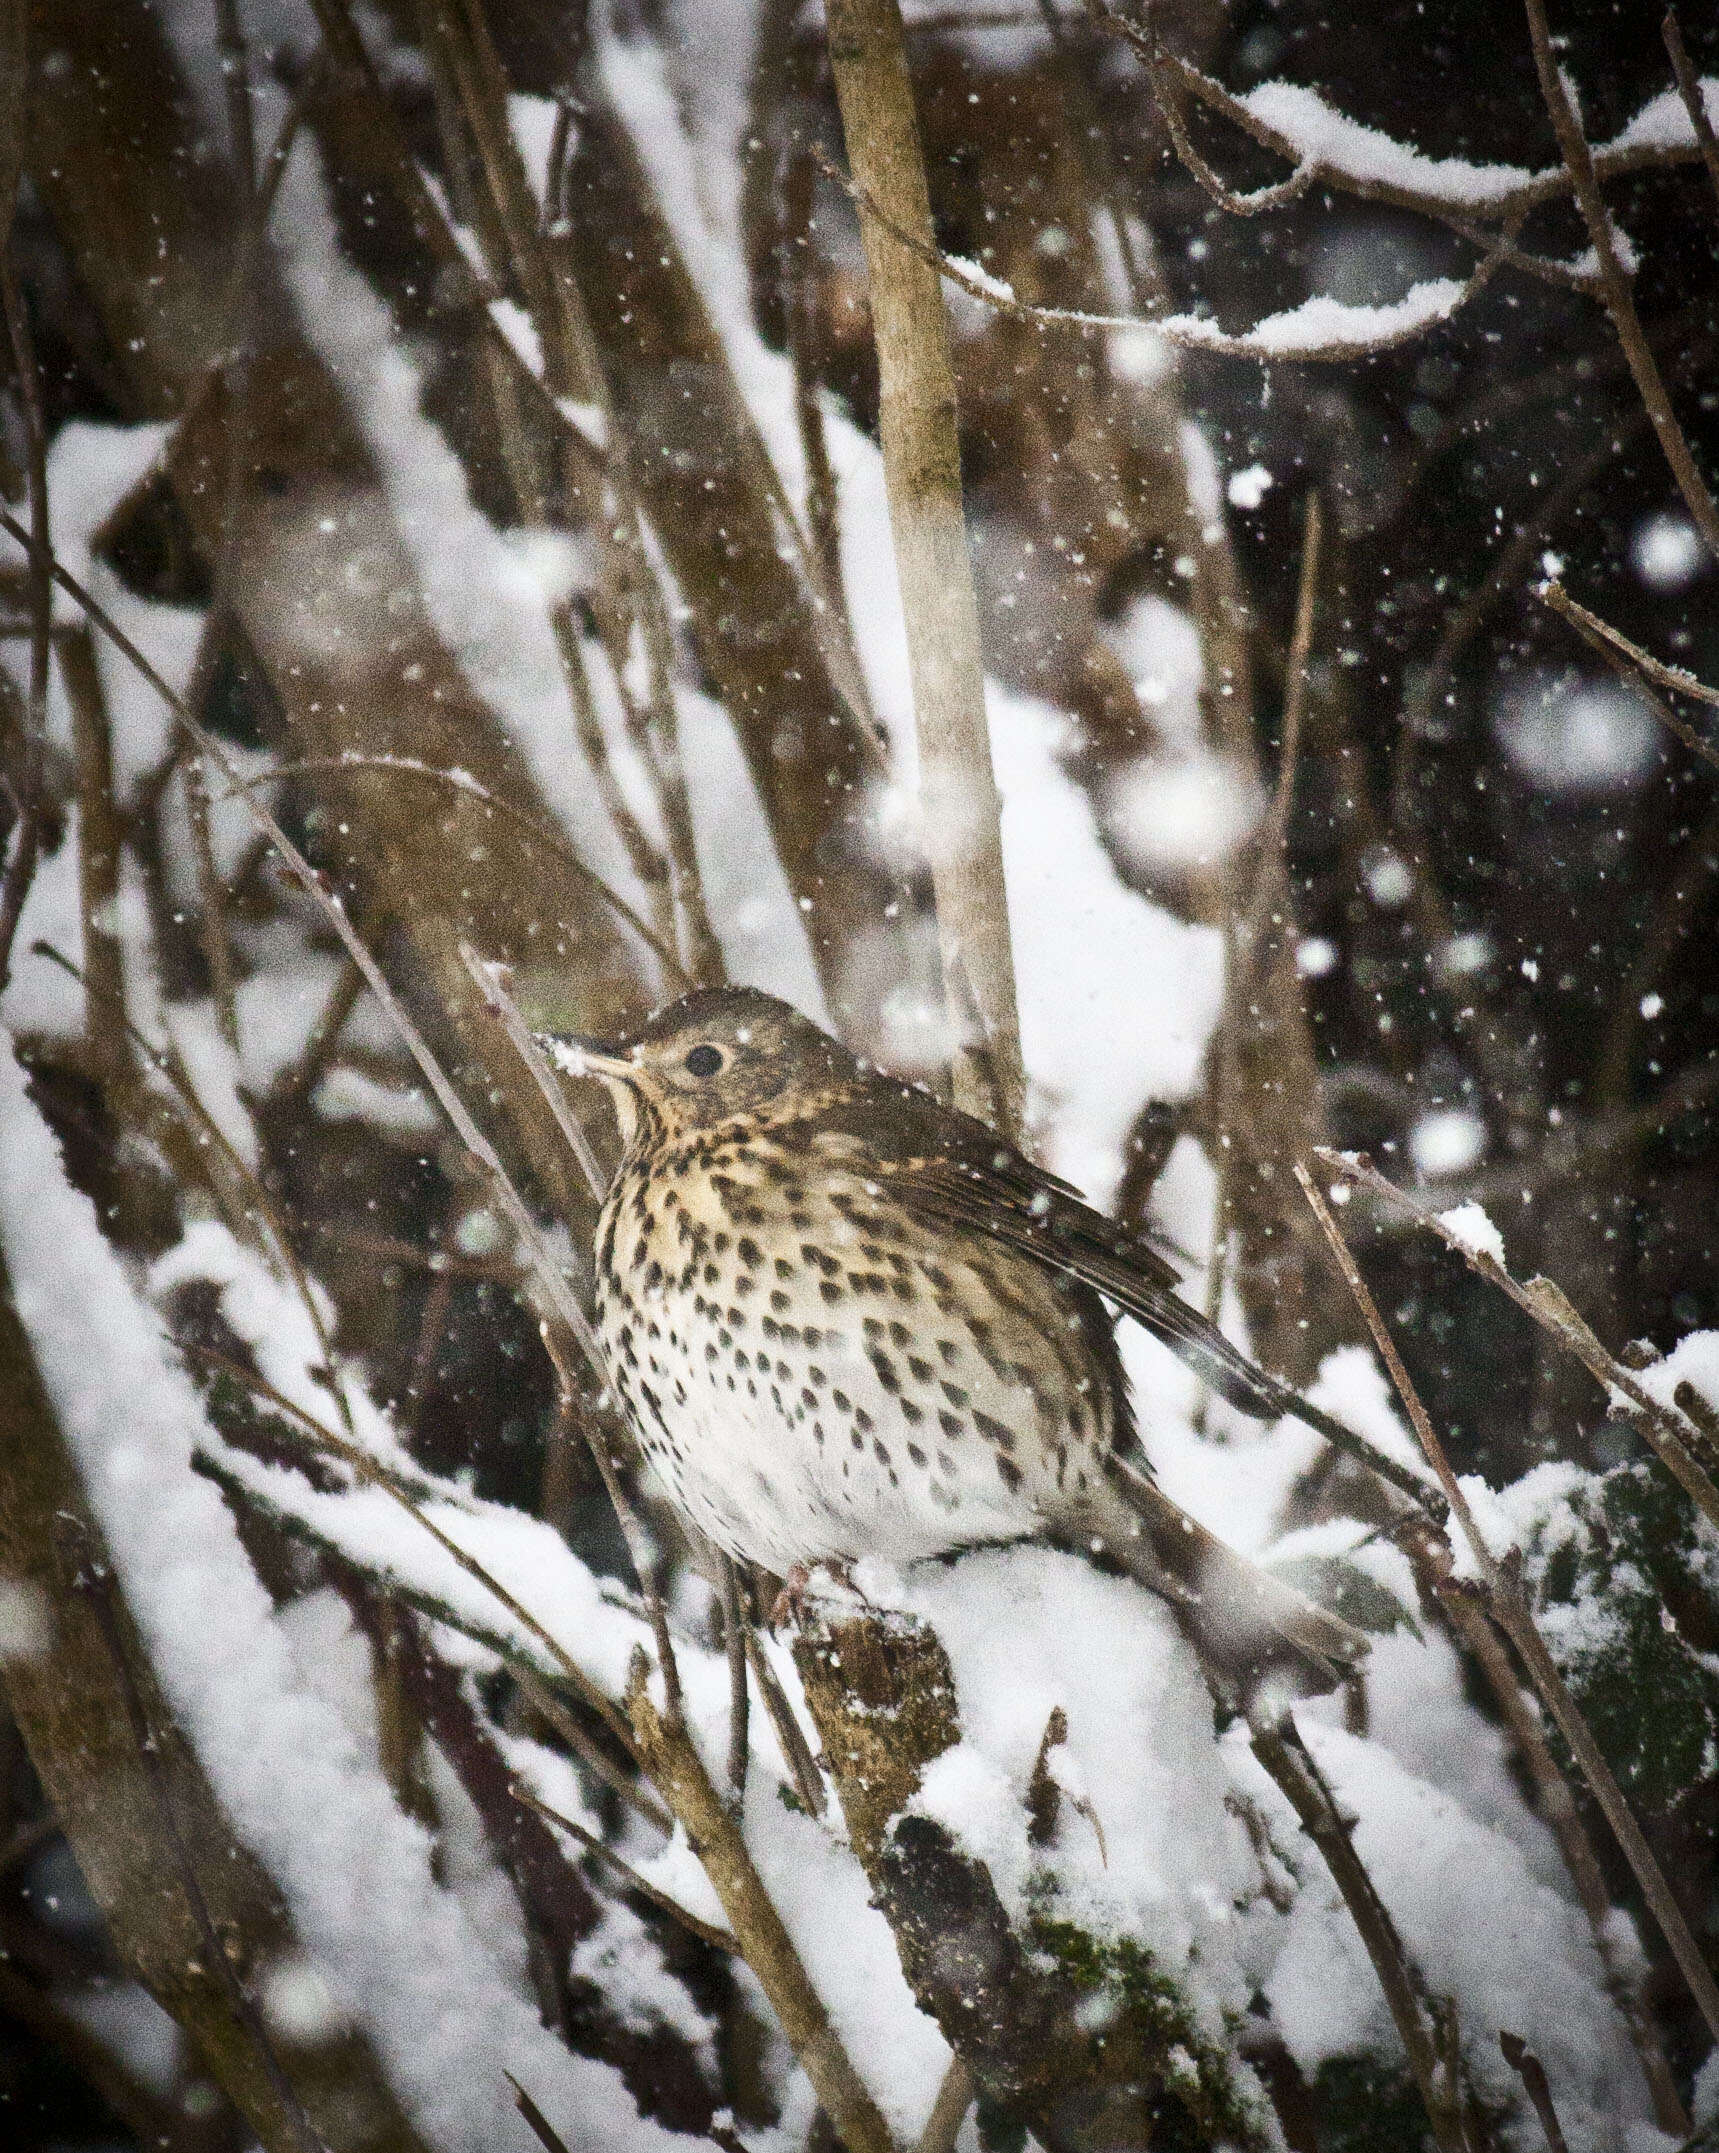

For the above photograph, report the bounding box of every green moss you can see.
[1025,1915,1268,2148]
[1520,1462,1719,1809]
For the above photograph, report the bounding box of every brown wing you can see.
[811,1080,1439,1514]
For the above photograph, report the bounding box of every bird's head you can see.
[538,987,857,1145]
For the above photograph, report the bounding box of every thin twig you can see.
[1662,10,1719,215]
[809,138,1521,362]
[182,1339,641,1754]
[1313,1148,1719,1532]
[1240,491,1321,962]
[0,507,616,1375]
[1297,1158,1719,2046]
[1433,1572,1687,2134]
[1499,2033,1568,2149]
[743,1628,827,1820]
[0,247,48,989]
[509,1781,734,1951]
[1249,1713,1481,2153]
[1541,578,1719,708]
[718,1554,751,1804]
[914,2057,974,2153]
[460,944,607,1201]
[1524,0,1719,557]
[223,755,686,983]
[628,1653,899,2153]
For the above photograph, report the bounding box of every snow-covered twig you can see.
[510,1782,733,1953]
[811,139,1519,361]
[1092,1,1719,232]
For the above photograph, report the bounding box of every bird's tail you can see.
[1086,1456,1369,1700]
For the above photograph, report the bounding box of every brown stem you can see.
[1313,1148,1719,1533]
[1662,10,1719,215]
[1247,1716,1487,2153]
[1434,1576,1687,2134]
[1298,1157,1719,2046]
[1524,0,1719,557]
[825,0,1025,1132]
[627,1652,899,2153]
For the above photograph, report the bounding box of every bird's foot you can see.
[768,1563,812,1630]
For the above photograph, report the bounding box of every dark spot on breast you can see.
[900,1399,923,1426]
[854,1406,874,1434]
[938,1341,961,1366]
[907,1443,927,1468]
[832,1389,851,1412]
[770,1289,791,1313]
[870,1352,899,1392]
[851,1428,865,1452]
[908,1355,933,1384]
[974,1409,1016,1453]
[996,1456,1023,1494]
[820,1280,845,1304]
[735,1274,756,1296]
[889,1321,910,1347]
[775,1257,796,1280]
[737,1236,763,1268]
[872,1440,891,1467]
[939,1411,963,1439]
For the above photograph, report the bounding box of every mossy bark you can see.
[794,1605,1272,2153]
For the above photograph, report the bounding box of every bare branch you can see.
[1662,9,1719,214]
[1524,0,1719,556]
[825,0,1026,1129]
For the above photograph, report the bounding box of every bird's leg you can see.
[768,1562,813,1630]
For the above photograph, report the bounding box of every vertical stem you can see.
[1524,0,1719,557]
[824,0,1024,1134]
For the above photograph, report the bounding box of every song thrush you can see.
[548,987,1402,1694]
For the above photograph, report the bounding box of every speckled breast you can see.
[591,1121,1117,1578]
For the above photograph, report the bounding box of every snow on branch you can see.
[1097,4,1719,224]
[815,144,1514,361]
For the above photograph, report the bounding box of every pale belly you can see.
[592,1158,1113,1578]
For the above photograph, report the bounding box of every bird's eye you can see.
[684,1044,724,1078]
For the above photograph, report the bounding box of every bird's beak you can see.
[535,1031,638,1083]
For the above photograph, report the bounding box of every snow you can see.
[1495,673,1660,794]
[1240,69,1719,204]
[1631,511,1706,592]
[271,142,656,928]
[1240,81,1535,207]
[1409,1107,1486,1179]
[1248,1718,1656,2144]
[988,689,1225,1207]
[1168,278,1473,360]
[1437,1200,1507,1266]
[312,1065,441,1139]
[1227,463,1274,510]
[0,1040,686,2153]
